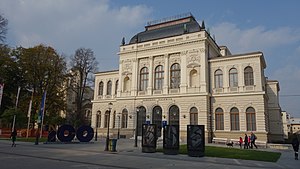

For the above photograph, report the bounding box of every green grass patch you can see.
[158,145,281,162]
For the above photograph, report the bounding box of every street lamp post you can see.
[134,107,139,147]
[95,111,99,141]
[105,102,113,151]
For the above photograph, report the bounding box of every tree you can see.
[69,48,98,127]
[0,14,8,43]
[15,45,67,126]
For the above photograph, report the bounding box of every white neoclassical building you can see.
[91,13,283,143]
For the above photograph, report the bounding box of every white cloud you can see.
[211,22,300,54]
[0,0,152,70]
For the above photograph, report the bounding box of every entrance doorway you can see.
[152,106,162,137]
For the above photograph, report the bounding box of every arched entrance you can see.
[152,106,162,137]
[137,106,146,136]
[169,105,179,126]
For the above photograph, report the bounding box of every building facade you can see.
[91,13,283,143]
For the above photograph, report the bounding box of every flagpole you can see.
[40,91,46,138]
[35,90,46,145]
[26,91,33,138]
[12,86,21,131]
[0,83,4,109]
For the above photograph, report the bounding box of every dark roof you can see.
[128,16,201,44]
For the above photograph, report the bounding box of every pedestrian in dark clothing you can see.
[10,129,17,147]
[244,134,248,149]
[250,132,258,149]
[292,134,299,160]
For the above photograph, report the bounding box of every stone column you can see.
[163,54,169,94]
[131,58,138,96]
[200,48,208,93]
[180,52,187,93]
[117,60,123,97]
[147,56,153,95]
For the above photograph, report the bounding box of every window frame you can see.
[229,68,238,87]
[215,108,224,130]
[170,63,181,89]
[139,67,149,91]
[154,65,164,90]
[244,66,254,86]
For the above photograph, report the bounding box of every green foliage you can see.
[0,107,27,129]
[0,44,67,128]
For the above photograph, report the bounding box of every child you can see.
[239,137,243,149]
[10,129,17,147]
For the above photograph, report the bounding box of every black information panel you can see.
[187,125,205,157]
[163,125,179,155]
[142,124,157,153]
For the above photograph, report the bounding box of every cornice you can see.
[119,39,205,55]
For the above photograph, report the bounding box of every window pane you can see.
[229,68,238,87]
[99,82,104,95]
[170,63,181,89]
[244,67,254,86]
[155,65,164,90]
[107,81,112,95]
[140,67,149,91]
[215,70,223,88]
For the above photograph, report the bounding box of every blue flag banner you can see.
[37,91,47,124]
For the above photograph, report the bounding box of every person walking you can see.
[239,137,243,149]
[248,135,251,148]
[250,132,258,149]
[244,134,248,149]
[10,129,17,147]
[292,134,299,160]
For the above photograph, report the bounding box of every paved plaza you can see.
[0,139,298,169]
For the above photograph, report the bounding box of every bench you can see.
[212,137,228,144]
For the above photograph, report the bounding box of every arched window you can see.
[190,107,198,125]
[121,109,128,128]
[85,109,92,125]
[169,105,179,125]
[123,76,130,92]
[115,80,119,95]
[112,111,116,128]
[229,68,238,87]
[215,108,224,130]
[230,107,240,130]
[246,107,256,131]
[170,63,181,89]
[190,69,198,87]
[104,111,110,128]
[96,111,101,128]
[137,106,146,136]
[154,65,164,90]
[98,81,104,95]
[140,67,149,91]
[107,80,112,95]
[214,69,223,88]
[244,66,254,86]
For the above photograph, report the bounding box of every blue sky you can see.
[1,0,300,117]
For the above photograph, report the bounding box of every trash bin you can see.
[108,139,118,152]
[109,139,118,152]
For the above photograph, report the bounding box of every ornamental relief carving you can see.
[187,63,200,68]
[123,59,132,72]
[188,54,200,64]
[154,55,164,66]
[169,53,181,64]
[199,48,205,53]
[139,58,149,68]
